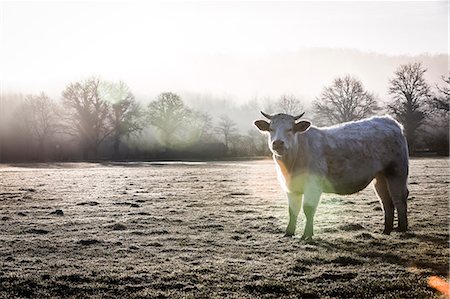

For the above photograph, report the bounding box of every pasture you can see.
[0,158,448,298]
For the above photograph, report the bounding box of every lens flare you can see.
[428,276,449,297]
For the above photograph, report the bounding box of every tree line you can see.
[0,62,448,162]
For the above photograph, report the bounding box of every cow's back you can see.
[310,116,408,194]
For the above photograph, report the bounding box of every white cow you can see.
[254,112,409,239]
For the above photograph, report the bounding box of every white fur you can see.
[255,114,409,238]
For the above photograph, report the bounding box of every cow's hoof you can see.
[300,234,313,241]
[382,229,392,235]
[284,232,294,238]
[394,227,408,233]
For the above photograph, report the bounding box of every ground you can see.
[0,158,448,298]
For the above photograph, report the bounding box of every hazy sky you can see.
[1,1,448,101]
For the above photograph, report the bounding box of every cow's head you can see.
[254,111,311,157]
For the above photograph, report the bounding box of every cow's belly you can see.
[323,177,373,195]
[324,157,381,194]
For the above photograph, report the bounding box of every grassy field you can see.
[0,158,448,298]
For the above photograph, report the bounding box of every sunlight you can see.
[428,276,450,297]
[1,1,447,100]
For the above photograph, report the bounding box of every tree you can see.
[215,115,238,152]
[275,94,304,115]
[422,74,449,155]
[17,92,60,160]
[104,81,143,158]
[431,74,450,112]
[313,75,379,125]
[62,77,112,159]
[189,111,215,143]
[247,129,269,156]
[147,92,192,147]
[388,62,431,154]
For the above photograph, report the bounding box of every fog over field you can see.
[1,1,448,104]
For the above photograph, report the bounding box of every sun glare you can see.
[1,1,447,100]
[428,276,450,297]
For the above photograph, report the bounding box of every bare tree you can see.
[276,94,304,115]
[431,74,450,112]
[62,77,112,159]
[189,111,215,143]
[388,62,431,154]
[15,92,60,160]
[247,129,269,156]
[215,114,238,152]
[147,92,192,147]
[422,74,449,155]
[104,81,144,158]
[313,75,379,125]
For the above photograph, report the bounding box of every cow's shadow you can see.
[297,231,449,277]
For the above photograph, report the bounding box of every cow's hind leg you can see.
[374,174,394,234]
[386,175,408,232]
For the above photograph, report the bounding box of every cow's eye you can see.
[286,128,293,133]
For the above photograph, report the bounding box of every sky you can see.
[1,1,448,102]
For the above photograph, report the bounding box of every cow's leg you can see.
[374,174,395,234]
[301,185,321,240]
[386,176,408,232]
[285,192,303,237]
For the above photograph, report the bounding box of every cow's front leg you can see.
[285,192,303,237]
[302,185,322,240]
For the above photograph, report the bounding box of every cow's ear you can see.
[254,120,270,132]
[294,120,311,133]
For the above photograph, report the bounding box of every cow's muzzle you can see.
[272,140,285,155]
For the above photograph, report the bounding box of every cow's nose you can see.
[272,140,284,150]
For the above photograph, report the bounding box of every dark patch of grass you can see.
[410,260,449,276]
[59,274,92,283]
[128,212,151,216]
[292,264,309,273]
[189,224,224,230]
[316,271,358,281]
[356,232,375,240]
[412,232,449,246]
[77,239,102,246]
[76,201,99,206]
[114,202,140,208]
[149,229,169,235]
[229,192,250,196]
[244,281,288,294]
[0,277,39,298]
[359,251,405,264]
[331,256,363,266]
[49,209,64,216]
[152,282,187,291]
[339,223,365,231]
[109,223,127,231]
[25,228,50,235]
[296,258,324,266]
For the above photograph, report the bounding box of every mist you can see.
[1,1,448,162]
[1,50,448,162]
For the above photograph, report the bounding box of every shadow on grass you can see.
[307,235,449,277]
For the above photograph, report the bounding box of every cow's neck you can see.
[273,147,298,186]
[273,133,309,182]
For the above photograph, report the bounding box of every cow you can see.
[254,112,409,240]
